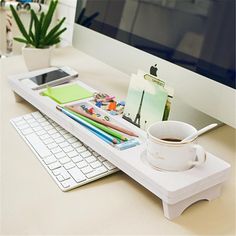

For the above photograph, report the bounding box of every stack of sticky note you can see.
[42,84,93,104]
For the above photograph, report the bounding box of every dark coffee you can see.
[161,138,182,142]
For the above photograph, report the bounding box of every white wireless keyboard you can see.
[11,111,119,191]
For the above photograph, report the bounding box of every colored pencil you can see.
[56,106,118,144]
[66,105,139,137]
[89,129,115,146]
[64,107,127,141]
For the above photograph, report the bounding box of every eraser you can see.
[116,139,140,150]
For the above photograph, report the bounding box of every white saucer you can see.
[140,150,200,172]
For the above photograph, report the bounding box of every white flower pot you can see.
[22,46,52,71]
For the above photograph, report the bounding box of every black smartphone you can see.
[29,69,69,85]
[21,66,78,90]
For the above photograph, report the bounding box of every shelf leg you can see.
[162,183,222,220]
[13,92,25,103]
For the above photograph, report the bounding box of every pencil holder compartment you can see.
[63,101,143,150]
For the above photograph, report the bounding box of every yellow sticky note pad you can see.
[42,84,93,104]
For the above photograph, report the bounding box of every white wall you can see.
[0,9,6,55]
[57,0,76,47]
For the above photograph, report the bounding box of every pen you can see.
[56,106,118,144]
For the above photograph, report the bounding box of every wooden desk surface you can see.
[0,47,235,235]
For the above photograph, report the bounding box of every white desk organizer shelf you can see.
[9,68,230,220]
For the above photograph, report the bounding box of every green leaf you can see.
[43,27,67,46]
[31,10,40,47]
[28,10,35,45]
[43,17,66,44]
[10,5,31,44]
[41,0,58,38]
[43,37,60,47]
[13,37,29,44]
[38,12,45,44]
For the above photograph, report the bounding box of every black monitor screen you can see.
[75,0,235,89]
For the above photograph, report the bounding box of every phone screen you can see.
[29,69,69,85]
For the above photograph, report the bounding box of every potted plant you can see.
[10,0,66,71]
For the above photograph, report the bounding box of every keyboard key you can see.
[76,146,86,153]
[61,178,76,188]
[67,150,78,158]
[55,126,63,131]
[41,121,50,127]
[103,161,117,170]
[40,134,50,140]
[68,137,77,144]
[76,161,87,168]
[92,151,99,157]
[81,151,91,158]
[59,141,70,148]
[54,137,65,144]
[44,125,54,131]
[32,112,43,119]
[30,122,39,128]
[59,129,68,135]
[21,128,34,135]
[43,155,57,165]
[52,168,63,176]
[56,175,64,182]
[43,138,54,145]
[59,156,71,164]
[47,142,58,149]
[18,124,30,130]
[48,161,61,170]
[63,133,73,139]
[86,166,107,179]
[60,168,71,180]
[52,167,70,180]
[51,147,62,154]
[81,166,93,174]
[36,130,46,136]
[23,114,33,120]
[16,120,27,126]
[33,126,42,132]
[98,155,106,162]
[71,156,83,163]
[51,133,61,139]
[38,117,47,123]
[51,121,59,127]
[63,146,74,153]
[90,161,102,169]
[25,133,51,158]
[12,117,24,123]
[85,156,96,163]
[64,162,76,170]
[68,167,86,183]
[55,152,66,159]
[72,141,82,148]
[48,129,58,135]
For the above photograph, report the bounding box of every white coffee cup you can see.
[146,121,206,171]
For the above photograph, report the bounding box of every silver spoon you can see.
[181,123,218,143]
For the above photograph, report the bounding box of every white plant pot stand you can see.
[8,68,230,220]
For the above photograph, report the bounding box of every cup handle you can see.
[189,144,206,167]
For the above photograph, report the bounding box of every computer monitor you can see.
[73,0,236,128]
